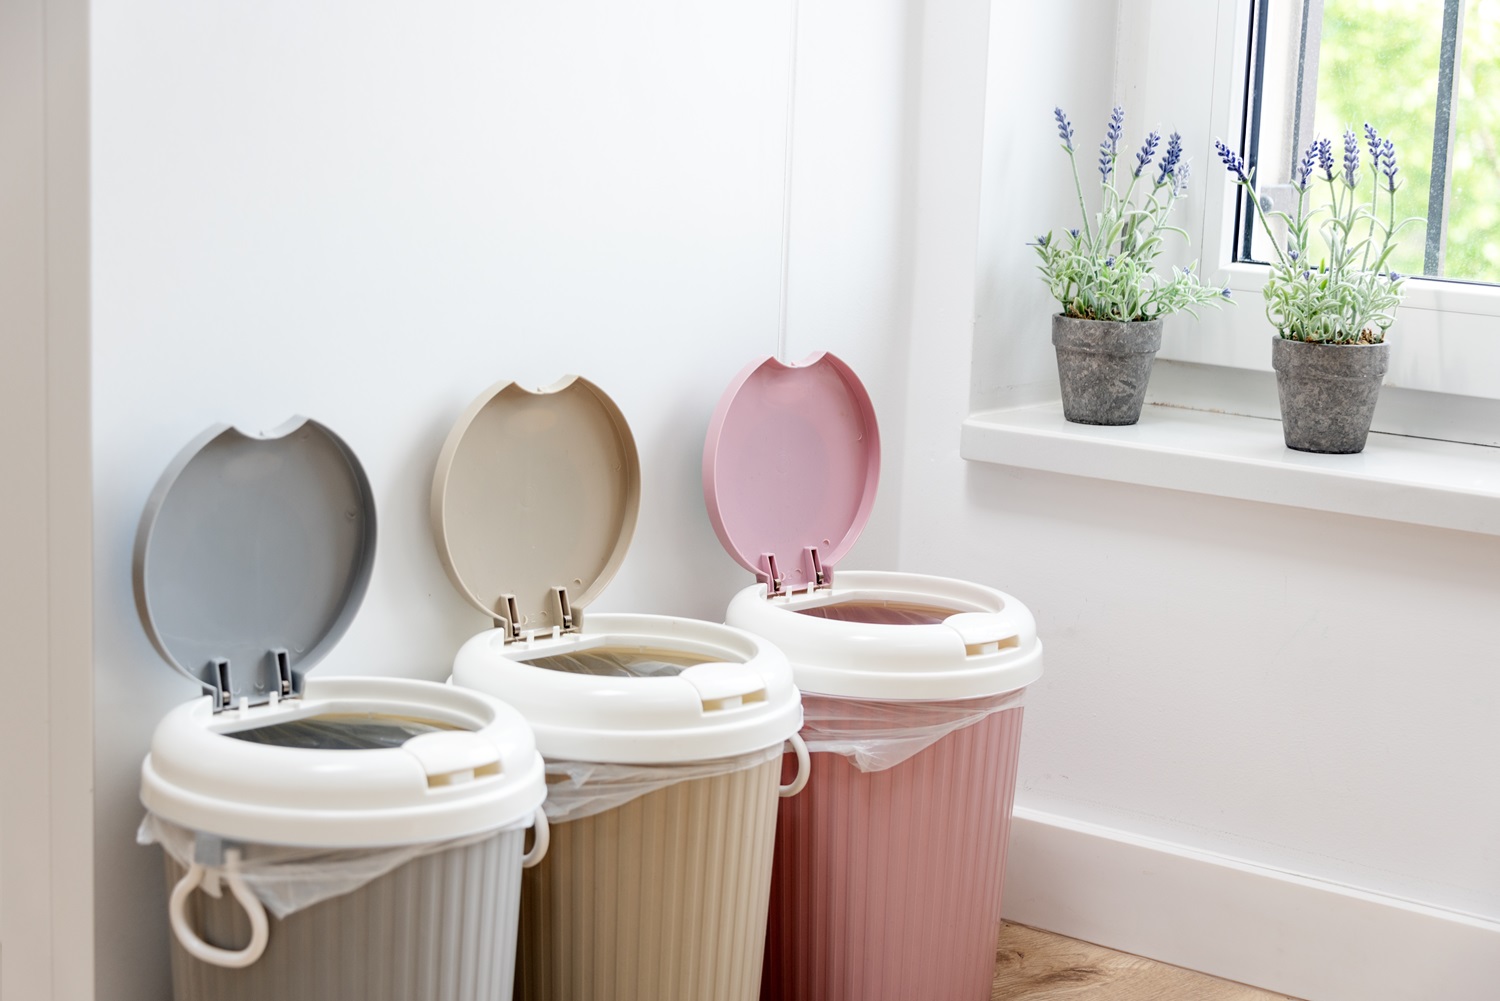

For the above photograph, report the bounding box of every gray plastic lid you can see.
[133,418,377,709]
[430,376,641,635]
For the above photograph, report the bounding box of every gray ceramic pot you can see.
[1271,335,1389,454]
[1051,314,1163,426]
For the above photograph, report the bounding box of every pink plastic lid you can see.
[702,353,880,593]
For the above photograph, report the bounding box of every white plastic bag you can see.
[138,814,517,919]
[515,646,799,823]
[520,648,694,678]
[799,689,1025,772]
[541,744,784,824]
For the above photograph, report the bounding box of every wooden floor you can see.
[992,923,1303,1000]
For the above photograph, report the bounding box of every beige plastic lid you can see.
[431,376,641,637]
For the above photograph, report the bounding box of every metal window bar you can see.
[1287,0,1325,180]
[1425,0,1466,277]
[1256,0,1327,265]
[1237,0,1324,263]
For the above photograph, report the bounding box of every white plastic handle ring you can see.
[521,807,550,868]
[779,733,811,798]
[168,850,269,969]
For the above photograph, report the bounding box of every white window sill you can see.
[960,403,1500,537]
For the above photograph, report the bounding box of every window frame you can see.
[1125,0,1500,442]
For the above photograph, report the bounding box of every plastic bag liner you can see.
[542,744,783,825]
[800,689,1025,772]
[223,711,461,750]
[137,813,514,919]
[519,646,715,678]
[795,599,970,626]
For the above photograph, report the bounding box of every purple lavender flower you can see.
[1342,129,1360,187]
[1388,270,1400,281]
[1068,228,1081,240]
[1295,141,1317,191]
[1098,106,1125,181]
[1289,247,1300,262]
[1104,256,1116,268]
[1104,106,1125,154]
[1220,287,1232,299]
[1380,138,1399,193]
[1054,107,1075,152]
[1316,137,1334,181]
[1027,233,1052,248]
[1133,130,1161,178]
[1215,139,1248,182]
[1364,123,1381,169]
[1155,131,1182,186]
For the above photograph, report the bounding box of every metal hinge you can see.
[760,553,786,597]
[209,658,233,710]
[494,594,523,641]
[273,648,293,697]
[806,546,831,589]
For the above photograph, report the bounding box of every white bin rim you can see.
[142,676,548,849]
[725,570,1042,701]
[451,612,804,764]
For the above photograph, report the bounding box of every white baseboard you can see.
[1001,807,1500,1001]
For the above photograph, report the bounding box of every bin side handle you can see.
[521,807,550,868]
[779,733,811,798]
[168,850,269,969]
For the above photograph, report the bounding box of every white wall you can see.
[89,2,918,997]
[901,0,1500,931]
[79,0,1500,996]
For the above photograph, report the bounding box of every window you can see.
[963,0,1500,522]
[1115,0,1500,435]
[1235,0,1499,285]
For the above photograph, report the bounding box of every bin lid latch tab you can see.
[204,647,299,713]
[761,548,831,598]
[494,587,583,643]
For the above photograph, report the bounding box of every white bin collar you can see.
[725,571,1043,701]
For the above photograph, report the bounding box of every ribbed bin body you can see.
[164,830,526,1001]
[762,705,1026,1001]
[518,757,782,1001]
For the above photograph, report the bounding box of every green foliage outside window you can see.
[1317,0,1499,282]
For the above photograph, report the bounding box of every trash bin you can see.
[430,376,810,1001]
[135,419,549,1001]
[702,355,1044,1001]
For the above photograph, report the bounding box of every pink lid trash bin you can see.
[702,354,1044,1001]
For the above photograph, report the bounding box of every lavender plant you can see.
[1033,106,1229,322]
[1216,124,1423,344]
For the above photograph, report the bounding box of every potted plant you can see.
[1216,126,1422,453]
[1034,106,1229,426]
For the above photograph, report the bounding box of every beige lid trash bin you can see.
[430,376,810,1001]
